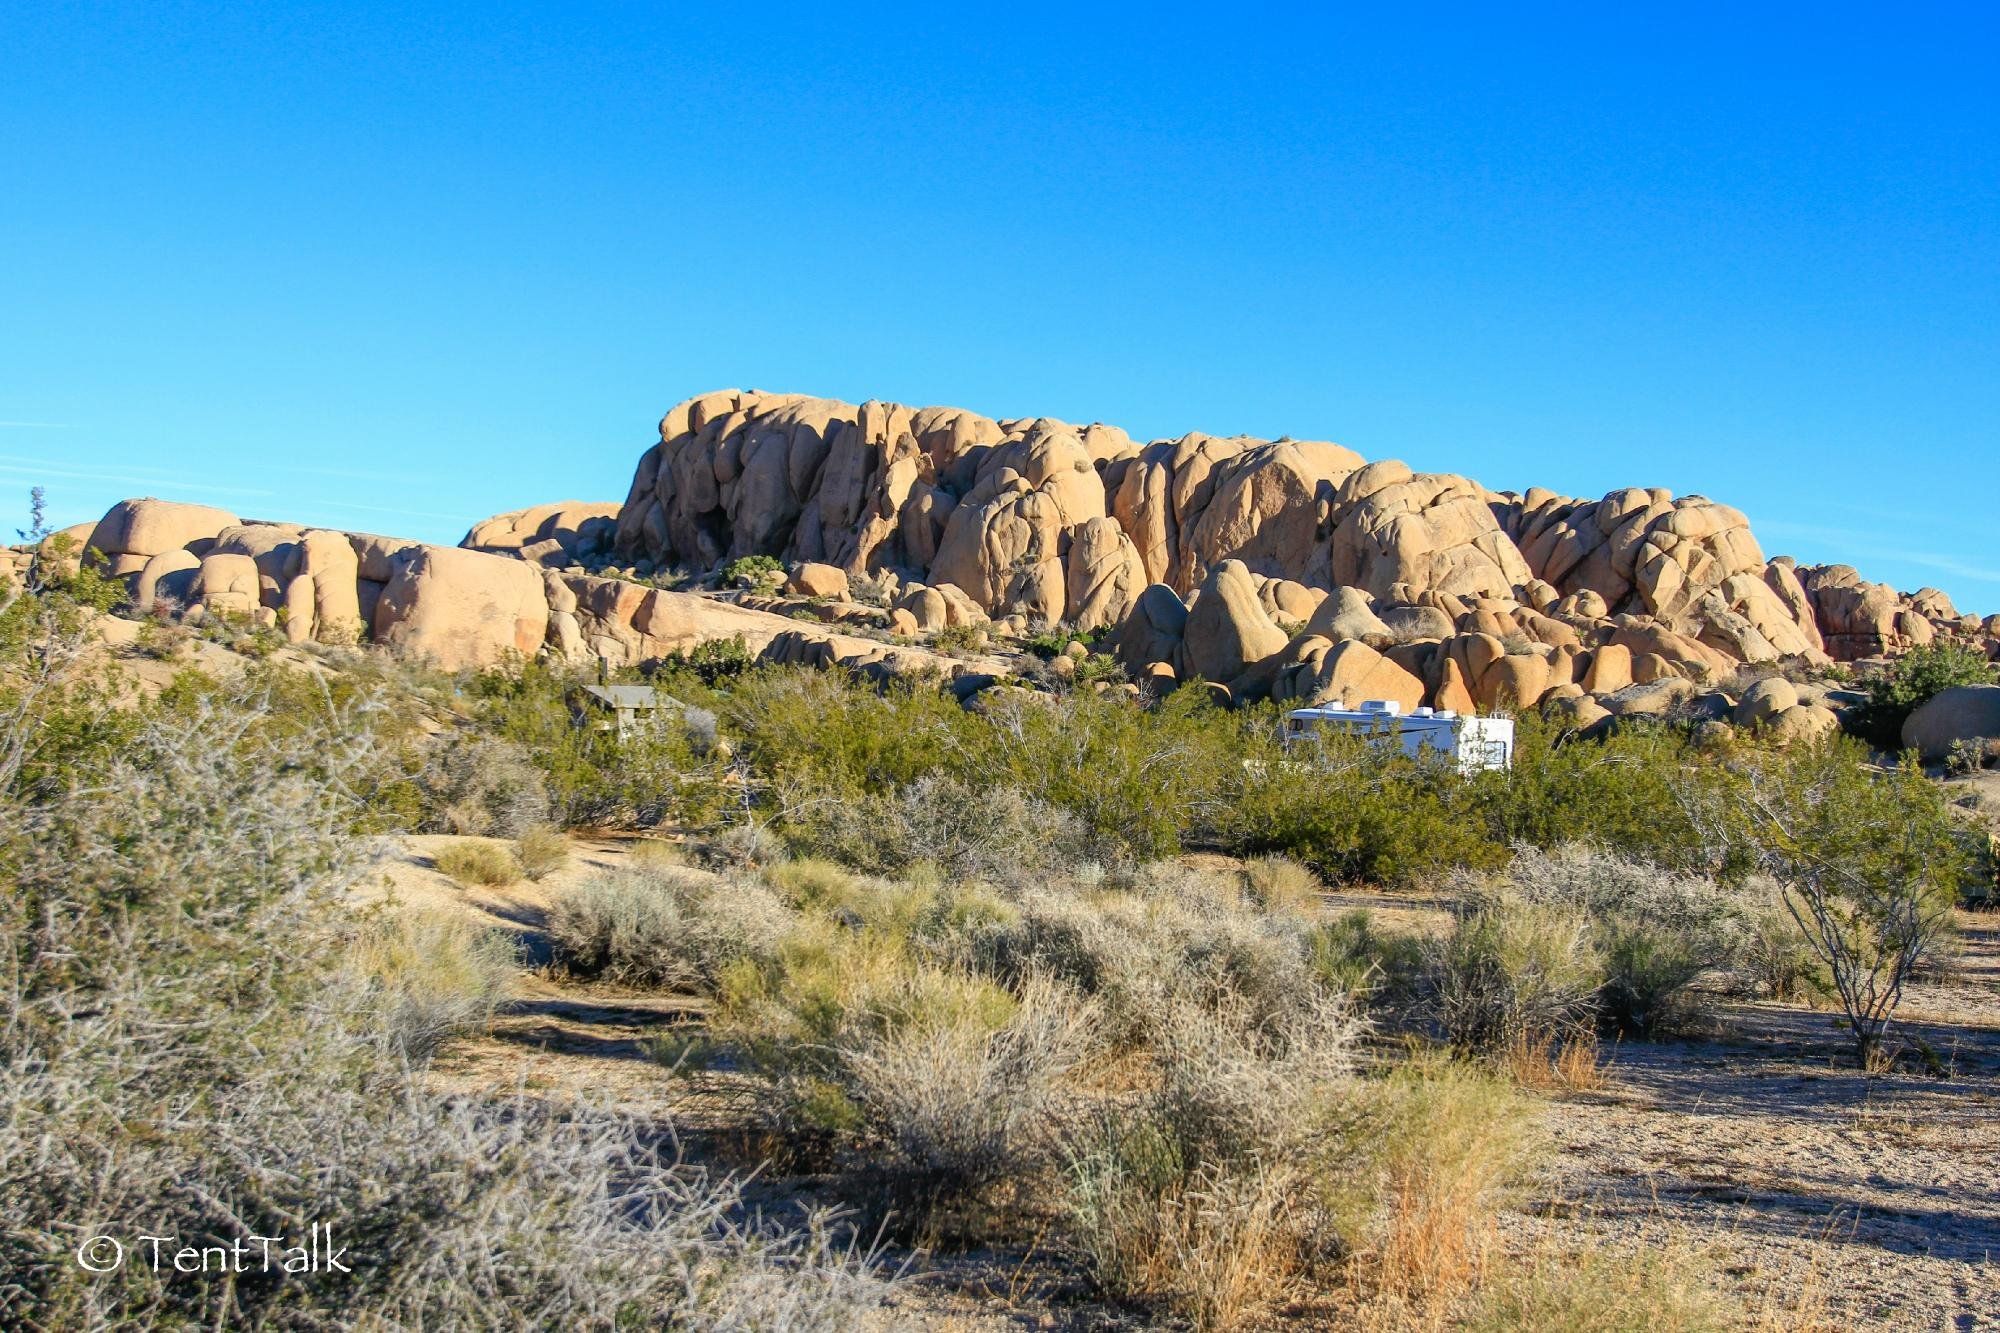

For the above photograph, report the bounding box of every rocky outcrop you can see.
[600,391,1990,690]
[58,386,1994,713]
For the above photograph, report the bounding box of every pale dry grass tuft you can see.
[432,837,522,886]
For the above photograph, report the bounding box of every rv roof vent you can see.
[1359,699,1402,716]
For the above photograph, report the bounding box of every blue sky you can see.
[3,4,1995,607]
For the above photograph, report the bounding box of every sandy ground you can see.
[369,835,2000,1330]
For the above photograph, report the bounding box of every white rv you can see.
[1282,699,1515,773]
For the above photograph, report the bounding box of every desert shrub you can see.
[658,632,754,684]
[1474,715,1723,873]
[1428,899,1603,1051]
[837,975,1100,1238]
[720,553,784,588]
[1740,880,1834,1001]
[346,909,515,1060]
[964,864,1327,1051]
[798,775,1098,887]
[1305,908,1426,1002]
[432,838,522,887]
[0,683,882,1328]
[1061,990,1360,1328]
[1495,845,1751,1036]
[515,823,569,880]
[547,865,787,990]
[931,621,987,654]
[690,929,1094,1237]
[1850,639,1996,749]
[416,729,553,835]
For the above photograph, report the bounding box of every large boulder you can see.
[929,476,1067,619]
[1289,638,1426,711]
[788,561,850,599]
[189,553,261,617]
[1104,583,1189,672]
[1178,560,1289,684]
[372,545,551,671]
[1329,464,1531,601]
[300,529,366,641]
[1733,676,1799,728]
[1306,586,1392,644]
[462,500,620,564]
[1064,516,1148,632]
[88,499,239,560]
[1902,685,2000,762]
[134,549,201,608]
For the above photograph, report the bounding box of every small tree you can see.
[16,484,51,543]
[1851,640,1996,749]
[1732,738,1966,1067]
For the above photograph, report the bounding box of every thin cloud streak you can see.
[0,462,274,500]
[1756,519,2000,585]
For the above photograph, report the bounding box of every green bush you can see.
[1721,738,1969,1064]
[720,554,784,588]
[1850,639,1996,750]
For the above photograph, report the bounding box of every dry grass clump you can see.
[515,823,569,880]
[346,908,515,1060]
[432,837,523,886]
[1240,852,1324,911]
[546,865,788,990]
[1499,1029,1608,1093]
[1333,1055,1532,1317]
[1464,1240,1728,1332]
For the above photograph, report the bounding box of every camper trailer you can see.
[1282,699,1515,773]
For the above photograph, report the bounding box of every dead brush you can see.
[1500,1029,1607,1094]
